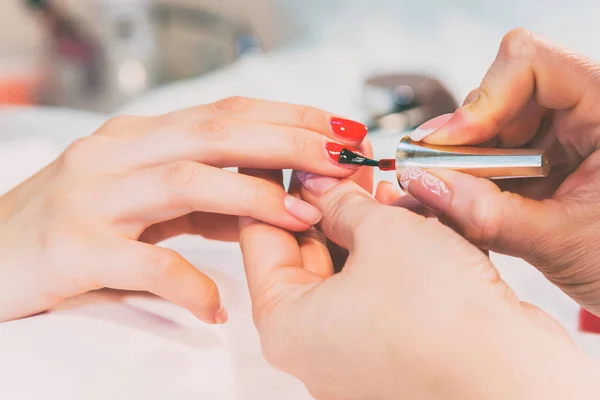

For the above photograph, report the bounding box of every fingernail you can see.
[295,171,341,195]
[214,304,229,324]
[399,167,451,214]
[325,142,362,167]
[579,308,600,334]
[410,113,454,141]
[330,117,368,142]
[284,194,323,225]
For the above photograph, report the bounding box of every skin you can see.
[0,96,370,323]
[240,171,600,400]
[379,28,600,317]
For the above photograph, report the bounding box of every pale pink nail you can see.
[295,172,341,195]
[214,304,229,324]
[399,167,451,214]
[410,113,454,141]
[284,195,323,225]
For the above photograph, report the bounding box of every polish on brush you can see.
[337,148,396,171]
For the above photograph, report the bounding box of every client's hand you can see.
[0,97,369,323]
[389,29,600,316]
[240,172,600,400]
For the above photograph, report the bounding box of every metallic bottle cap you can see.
[395,137,550,181]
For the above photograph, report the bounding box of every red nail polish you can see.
[579,308,600,334]
[326,142,363,164]
[330,117,368,141]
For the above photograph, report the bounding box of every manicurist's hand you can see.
[388,29,600,317]
[240,171,600,400]
[0,97,369,323]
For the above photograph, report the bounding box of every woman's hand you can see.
[386,29,600,316]
[0,97,369,323]
[240,172,600,400]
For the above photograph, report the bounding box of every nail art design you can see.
[400,167,449,196]
[400,167,425,189]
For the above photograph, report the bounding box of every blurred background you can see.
[1,0,599,117]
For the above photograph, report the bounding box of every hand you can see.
[388,29,600,315]
[239,171,600,400]
[0,97,369,323]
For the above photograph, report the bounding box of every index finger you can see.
[426,29,597,153]
[171,96,369,146]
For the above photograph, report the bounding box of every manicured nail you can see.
[410,113,454,141]
[579,308,600,334]
[330,117,368,141]
[325,142,362,166]
[399,167,451,214]
[295,171,341,195]
[214,304,229,324]
[284,194,323,225]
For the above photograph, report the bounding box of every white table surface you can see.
[3,4,600,397]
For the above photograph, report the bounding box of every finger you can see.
[239,170,324,321]
[462,88,479,106]
[109,162,323,234]
[169,96,368,145]
[96,241,225,324]
[424,29,598,153]
[295,172,422,251]
[494,102,547,148]
[375,180,404,205]
[289,171,334,278]
[398,166,569,257]
[139,212,240,244]
[349,138,374,193]
[115,117,366,176]
[375,181,437,217]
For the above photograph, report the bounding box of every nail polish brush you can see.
[337,137,550,180]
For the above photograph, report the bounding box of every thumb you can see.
[294,172,379,250]
[399,166,569,257]
[295,172,425,252]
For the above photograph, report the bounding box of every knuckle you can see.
[163,161,199,189]
[463,88,480,106]
[327,191,359,228]
[147,249,180,279]
[213,96,248,113]
[100,115,140,133]
[61,136,105,169]
[198,117,230,141]
[289,131,311,154]
[499,28,538,59]
[296,104,315,127]
[327,191,379,242]
[244,180,273,204]
[469,191,508,249]
[201,281,220,307]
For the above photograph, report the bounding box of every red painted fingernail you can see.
[330,117,368,141]
[579,308,600,334]
[325,142,363,165]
